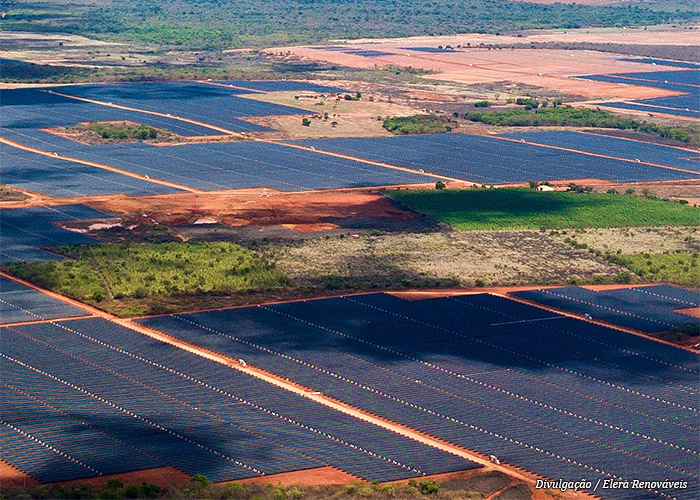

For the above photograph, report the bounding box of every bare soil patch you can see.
[235,466,356,486]
[0,460,39,488]
[88,189,421,234]
[52,467,190,489]
[0,186,29,202]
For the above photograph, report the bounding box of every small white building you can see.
[536,185,555,192]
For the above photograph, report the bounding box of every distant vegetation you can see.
[75,121,171,142]
[384,114,457,135]
[3,0,697,50]
[462,107,700,145]
[609,252,699,287]
[5,242,288,316]
[389,188,700,230]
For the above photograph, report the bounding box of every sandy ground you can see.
[235,466,357,486]
[334,26,700,47]
[0,460,40,488]
[278,47,683,99]
[88,189,419,228]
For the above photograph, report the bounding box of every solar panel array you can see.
[513,285,700,333]
[0,318,476,483]
[292,134,698,184]
[617,58,700,69]
[500,131,700,172]
[0,204,105,264]
[139,292,699,500]
[579,70,700,118]
[0,276,87,325]
[57,82,309,132]
[1,128,440,192]
[0,88,228,136]
[0,141,180,198]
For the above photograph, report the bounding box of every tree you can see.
[435,181,446,190]
[301,118,311,126]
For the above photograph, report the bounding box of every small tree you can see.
[435,181,446,190]
[301,118,311,127]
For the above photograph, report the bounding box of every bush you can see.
[473,100,490,108]
[435,181,446,190]
[420,480,440,495]
[383,114,457,135]
[301,118,311,126]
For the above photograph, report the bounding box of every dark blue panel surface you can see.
[292,134,698,183]
[0,205,104,264]
[0,142,179,197]
[500,131,700,172]
[139,293,700,500]
[0,276,86,324]
[0,318,476,483]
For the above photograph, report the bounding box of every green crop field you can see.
[389,188,700,230]
[610,252,699,288]
[5,242,288,316]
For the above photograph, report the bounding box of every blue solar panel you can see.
[513,286,699,333]
[0,128,440,191]
[291,134,698,183]
[598,101,700,118]
[0,318,477,483]
[0,142,180,197]
[0,88,233,136]
[0,205,105,264]
[0,276,87,324]
[617,59,700,69]
[139,293,699,500]
[500,131,700,172]
[403,47,458,53]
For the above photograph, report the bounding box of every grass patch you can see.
[389,188,700,230]
[462,106,700,145]
[609,252,700,288]
[383,114,457,135]
[79,121,171,142]
[4,242,288,316]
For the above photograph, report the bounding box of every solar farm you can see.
[137,292,699,500]
[1,28,699,500]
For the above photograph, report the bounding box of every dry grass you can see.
[552,226,700,255]
[257,229,626,289]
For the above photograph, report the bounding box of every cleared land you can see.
[389,188,700,230]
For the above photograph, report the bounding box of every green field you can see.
[389,188,700,230]
[5,242,288,315]
[610,252,699,287]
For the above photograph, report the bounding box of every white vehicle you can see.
[489,455,501,464]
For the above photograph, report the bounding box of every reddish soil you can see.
[0,460,40,488]
[280,46,684,99]
[675,307,700,319]
[90,189,418,228]
[52,467,190,489]
[234,466,357,486]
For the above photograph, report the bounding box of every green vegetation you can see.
[4,0,696,51]
[389,188,700,230]
[462,107,700,145]
[383,114,456,135]
[78,121,168,142]
[5,242,288,315]
[0,472,523,500]
[609,252,700,287]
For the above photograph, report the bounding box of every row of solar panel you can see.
[501,131,700,172]
[138,293,699,500]
[292,133,698,183]
[1,127,440,193]
[0,318,476,483]
[0,204,104,265]
[0,276,88,324]
[512,285,699,333]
